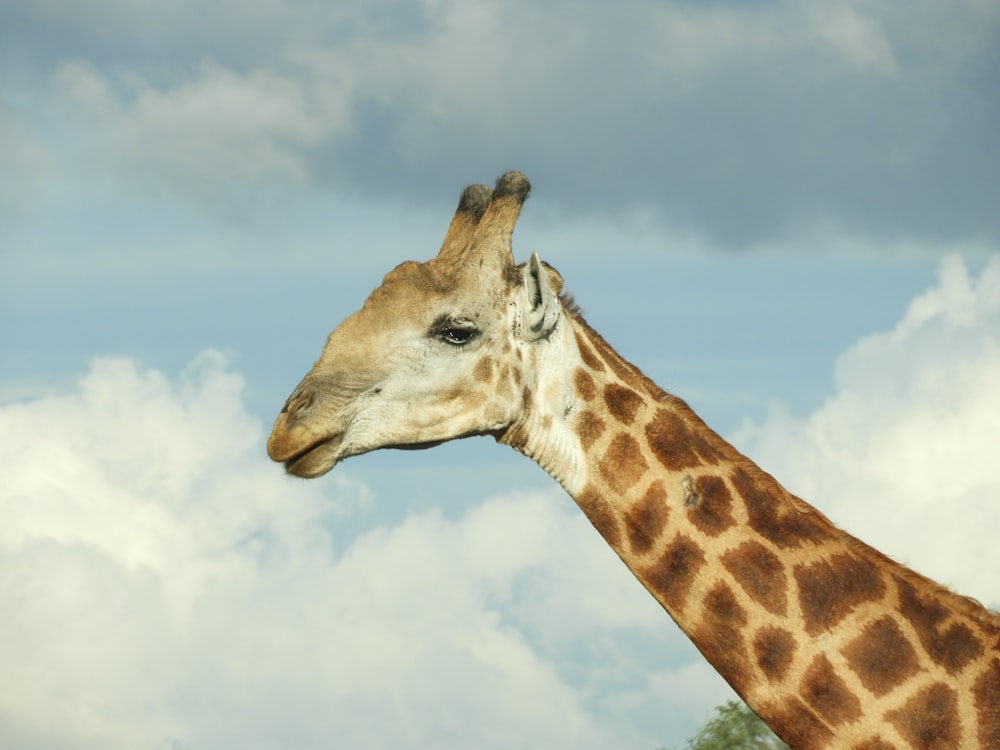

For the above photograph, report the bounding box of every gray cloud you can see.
[2,0,997,246]
[0,100,51,219]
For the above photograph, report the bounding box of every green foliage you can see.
[665,700,789,750]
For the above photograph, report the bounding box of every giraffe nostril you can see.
[283,385,315,418]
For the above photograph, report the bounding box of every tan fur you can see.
[268,172,1000,748]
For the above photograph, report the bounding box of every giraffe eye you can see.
[429,316,480,347]
[440,325,478,346]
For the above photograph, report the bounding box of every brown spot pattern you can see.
[721,540,787,616]
[510,365,522,386]
[885,683,961,749]
[842,616,920,697]
[575,411,606,452]
[625,480,670,556]
[574,368,596,401]
[794,553,885,636]
[576,485,621,550]
[801,654,862,727]
[588,331,646,389]
[760,696,835,748]
[645,408,722,471]
[574,331,605,372]
[496,366,515,399]
[603,383,644,424]
[974,659,1000,749]
[599,433,649,495]
[689,474,737,537]
[641,534,706,614]
[896,576,984,674]
[850,738,899,750]
[473,356,494,383]
[732,465,830,549]
[693,582,752,694]
[753,626,796,682]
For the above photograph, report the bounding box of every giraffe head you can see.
[267,172,568,478]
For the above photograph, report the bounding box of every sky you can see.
[1,1,998,748]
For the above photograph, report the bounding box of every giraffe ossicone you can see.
[268,171,1000,749]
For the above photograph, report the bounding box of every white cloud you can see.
[0,351,718,749]
[732,254,1000,609]
[4,253,997,748]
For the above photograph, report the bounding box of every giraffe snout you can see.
[266,384,345,475]
[281,383,315,419]
[267,383,317,462]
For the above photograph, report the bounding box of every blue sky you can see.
[1,2,999,748]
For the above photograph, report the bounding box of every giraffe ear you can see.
[522,252,562,341]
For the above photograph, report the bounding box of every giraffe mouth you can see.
[282,434,345,477]
[267,414,344,479]
[284,435,453,477]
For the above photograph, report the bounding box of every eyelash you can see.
[429,317,480,347]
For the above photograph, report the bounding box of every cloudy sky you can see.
[1,1,998,748]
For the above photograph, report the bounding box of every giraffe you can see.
[267,172,1000,749]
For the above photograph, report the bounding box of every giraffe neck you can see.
[501,313,1000,749]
